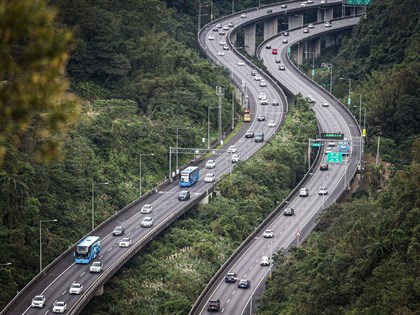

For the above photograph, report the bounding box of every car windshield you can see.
[122,238,130,242]
[56,302,65,306]
[144,217,152,222]
[34,296,43,301]
[71,283,81,288]
[92,262,101,267]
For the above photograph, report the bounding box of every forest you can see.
[0,0,419,314]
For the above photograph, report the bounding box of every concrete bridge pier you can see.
[312,38,321,57]
[288,14,303,29]
[231,32,237,46]
[291,43,304,65]
[317,7,334,22]
[244,24,256,56]
[325,34,336,48]
[95,285,104,296]
[264,19,278,40]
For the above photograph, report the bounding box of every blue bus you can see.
[74,236,101,264]
[179,166,200,187]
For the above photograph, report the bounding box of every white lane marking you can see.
[98,255,103,260]
[285,224,289,228]
[62,290,66,295]
[126,232,131,236]
[249,265,253,271]
[107,247,112,252]
[221,308,225,312]
[44,311,49,315]
[80,272,85,277]
[226,299,230,304]
[232,290,236,295]
[136,225,140,229]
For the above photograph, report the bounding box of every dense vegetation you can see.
[1,0,419,313]
[82,98,317,315]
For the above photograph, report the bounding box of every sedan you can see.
[231,154,240,163]
[69,283,83,295]
[303,28,309,33]
[322,100,330,107]
[52,301,67,314]
[219,40,226,46]
[218,30,226,35]
[281,4,287,8]
[223,45,229,50]
[300,188,309,197]
[319,187,329,195]
[223,25,229,30]
[308,23,314,29]
[325,22,332,27]
[204,173,216,183]
[262,229,274,238]
[228,21,234,27]
[141,217,154,228]
[260,256,270,266]
[227,145,237,153]
[112,226,125,236]
[254,75,262,81]
[240,13,247,18]
[283,207,295,216]
[257,115,266,121]
[258,92,266,99]
[89,261,103,273]
[119,237,131,247]
[217,51,225,56]
[272,48,278,54]
[275,58,281,63]
[237,61,245,66]
[178,190,190,201]
[31,295,45,308]
[245,130,254,138]
[320,163,329,171]
[238,279,250,289]
[282,39,288,44]
[268,120,276,127]
[206,160,216,168]
[208,35,214,40]
[279,65,285,70]
[141,204,153,213]
[225,272,237,283]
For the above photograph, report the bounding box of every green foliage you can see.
[82,104,317,314]
[0,0,78,165]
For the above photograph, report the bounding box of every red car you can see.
[320,163,329,171]
[271,48,278,55]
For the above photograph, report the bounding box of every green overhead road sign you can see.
[311,142,322,147]
[346,0,372,5]
[328,152,343,164]
[321,133,344,140]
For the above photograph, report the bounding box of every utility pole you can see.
[232,92,235,130]
[216,86,224,145]
[376,136,380,166]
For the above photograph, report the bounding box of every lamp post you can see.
[207,106,218,149]
[139,154,155,197]
[39,219,57,272]
[0,263,12,266]
[339,77,352,109]
[324,63,333,93]
[92,181,109,231]
[304,51,315,80]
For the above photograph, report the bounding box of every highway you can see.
[192,5,361,315]
[1,1,361,315]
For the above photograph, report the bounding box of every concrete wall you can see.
[288,14,303,29]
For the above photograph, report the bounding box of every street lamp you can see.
[304,51,315,80]
[339,77,352,109]
[0,263,12,266]
[139,154,155,197]
[39,219,57,272]
[208,106,218,149]
[91,181,109,231]
[324,63,333,93]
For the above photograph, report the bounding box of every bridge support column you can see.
[325,34,336,48]
[317,8,334,22]
[95,285,104,296]
[264,19,278,40]
[200,192,209,205]
[357,6,367,15]
[313,38,321,57]
[244,24,256,56]
[288,14,303,29]
[326,8,334,21]
[291,43,304,65]
[231,32,237,46]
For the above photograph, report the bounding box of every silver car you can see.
[69,283,83,294]
[141,216,154,228]
[52,301,67,313]
[141,204,153,214]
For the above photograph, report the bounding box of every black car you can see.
[281,4,287,8]
[225,272,237,283]
[178,190,190,201]
[238,279,250,289]
[265,44,271,49]
[245,130,254,138]
[207,299,220,312]
[283,207,295,216]
[320,163,329,171]
[112,226,125,236]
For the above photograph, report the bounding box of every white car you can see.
[325,22,332,27]
[228,21,234,27]
[260,98,268,105]
[282,39,288,44]
[223,25,229,30]
[218,51,225,56]
[227,145,237,153]
[141,204,153,214]
[204,173,216,183]
[308,23,314,29]
[119,237,132,247]
[303,28,309,33]
[240,13,247,18]
[258,92,266,100]
[231,154,240,163]
[31,295,45,308]
[89,261,103,273]
[254,75,262,81]
[260,80,267,87]
[301,2,307,6]
[262,229,274,238]
[279,65,285,70]
[268,120,276,127]
[319,187,328,195]
[141,216,154,228]
[208,35,214,40]
[237,61,245,66]
[307,95,315,103]
[69,282,83,294]
[223,45,230,50]
[325,146,333,154]
[206,160,216,168]
[300,188,309,197]
[52,301,67,313]
[322,100,330,107]
[260,256,270,266]
[219,40,226,46]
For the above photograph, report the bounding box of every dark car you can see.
[320,163,329,171]
[225,272,237,283]
[238,279,250,289]
[266,9,273,14]
[207,299,220,312]
[283,207,295,216]
[281,4,287,8]
[265,44,271,49]
[254,132,264,142]
[178,190,190,201]
[112,226,125,236]
[245,130,254,138]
